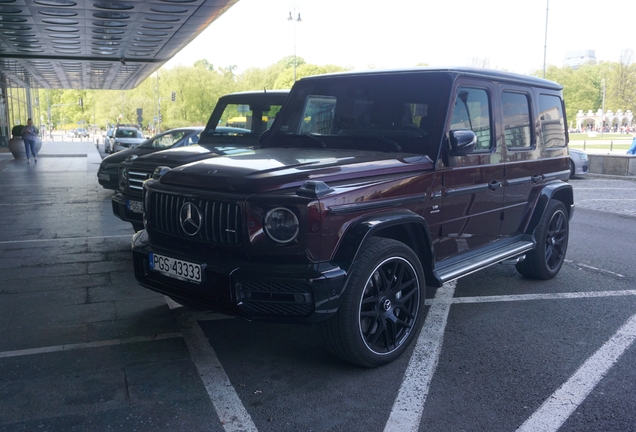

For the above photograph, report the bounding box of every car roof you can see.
[299,66,563,91]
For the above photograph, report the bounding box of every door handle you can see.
[488,180,502,191]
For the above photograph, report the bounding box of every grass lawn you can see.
[569,133,633,151]
[569,133,633,141]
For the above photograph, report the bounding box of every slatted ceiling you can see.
[0,0,238,90]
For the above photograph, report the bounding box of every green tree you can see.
[273,62,349,89]
[605,49,636,112]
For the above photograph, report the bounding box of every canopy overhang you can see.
[0,0,238,90]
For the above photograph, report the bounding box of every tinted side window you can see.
[450,87,492,151]
[538,94,566,148]
[502,91,532,149]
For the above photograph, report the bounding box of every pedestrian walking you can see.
[627,134,636,155]
[21,118,39,164]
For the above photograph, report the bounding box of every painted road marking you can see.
[517,313,636,432]
[0,333,182,359]
[565,259,625,278]
[446,289,636,305]
[166,297,258,432]
[1,270,633,430]
[387,287,636,432]
[0,235,132,245]
[384,281,456,432]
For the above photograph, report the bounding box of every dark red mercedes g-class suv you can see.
[132,68,573,367]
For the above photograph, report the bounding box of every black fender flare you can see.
[331,209,442,287]
[525,181,574,235]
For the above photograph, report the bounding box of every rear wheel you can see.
[516,200,569,279]
[319,237,425,367]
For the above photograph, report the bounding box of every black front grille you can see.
[148,192,242,245]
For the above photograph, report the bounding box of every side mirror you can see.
[449,129,477,155]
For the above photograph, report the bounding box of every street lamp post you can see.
[288,5,302,82]
[543,0,549,79]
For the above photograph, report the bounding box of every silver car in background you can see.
[107,126,145,153]
[569,148,589,178]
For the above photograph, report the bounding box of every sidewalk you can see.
[0,142,217,430]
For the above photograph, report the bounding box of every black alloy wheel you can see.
[319,237,425,367]
[516,200,569,280]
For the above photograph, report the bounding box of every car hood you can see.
[101,146,158,166]
[159,147,435,193]
[129,144,254,170]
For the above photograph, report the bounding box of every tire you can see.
[131,223,144,232]
[516,200,569,280]
[318,237,425,367]
[569,160,576,179]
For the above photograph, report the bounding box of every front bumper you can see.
[131,230,347,324]
[112,192,144,225]
[97,168,118,190]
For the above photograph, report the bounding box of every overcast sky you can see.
[165,0,635,76]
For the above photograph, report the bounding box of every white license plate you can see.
[149,253,202,283]
[98,173,110,181]
[127,200,143,213]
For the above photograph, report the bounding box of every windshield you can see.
[198,95,287,147]
[139,129,200,150]
[115,129,143,139]
[266,72,452,157]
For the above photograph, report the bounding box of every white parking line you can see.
[386,287,636,432]
[166,297,258,432]
[447,289,636,305]
[517,313,636,432]
[384,281,456,432]
[0,333,182,359]
[0,235,131,245]
[565,260,625,278]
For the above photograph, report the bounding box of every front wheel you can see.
[319,237,425,367]
[516,200,569,280]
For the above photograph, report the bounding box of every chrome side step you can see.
[500,255,526,265]
[435,240,534,283]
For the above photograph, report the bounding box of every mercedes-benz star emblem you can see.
[179,202,202,236]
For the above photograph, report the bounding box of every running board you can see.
[501,255,526,265]
[435,239,534,283]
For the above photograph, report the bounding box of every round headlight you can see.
[119,167,128,189]
[264,207,299,244]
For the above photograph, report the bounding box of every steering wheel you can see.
[398,124,425,137]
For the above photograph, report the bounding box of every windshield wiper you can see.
[302,132,327,148]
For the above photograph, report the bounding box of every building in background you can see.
[564,50,597,69]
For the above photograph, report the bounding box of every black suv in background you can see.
[132,68,573,366]
[113,90,289,230]
[98,127,204,190]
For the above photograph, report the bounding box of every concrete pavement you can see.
[0,140,223,431]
